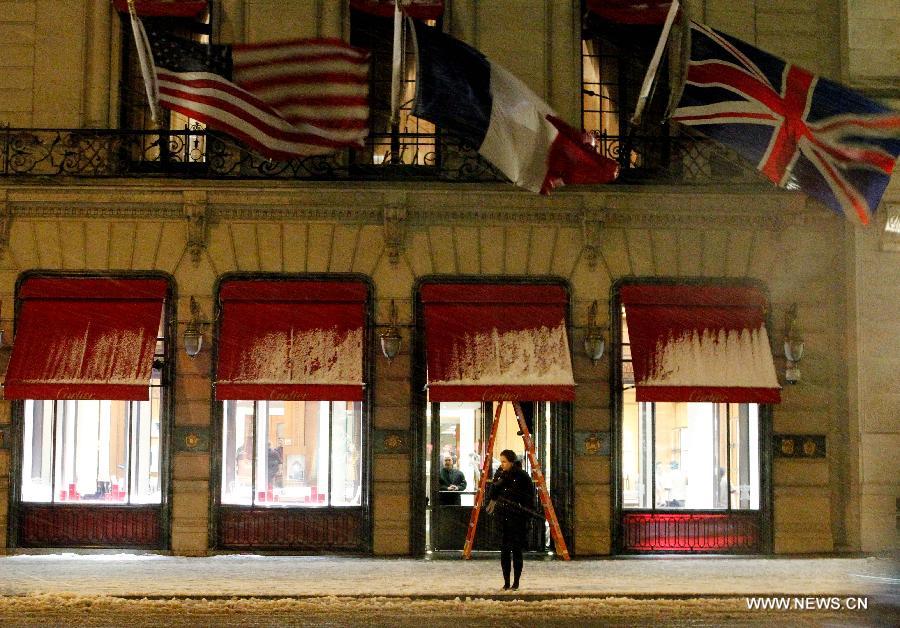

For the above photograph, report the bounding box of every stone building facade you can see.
[0,0,897,557]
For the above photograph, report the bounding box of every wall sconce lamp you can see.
[583,300,606,364]
[784,303,804,384]
[379,299,402,362]
[183,297,207,358]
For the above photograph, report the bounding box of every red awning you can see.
[215,280,367,401]
[421,284,575,402]
[4,278,167,401]
[112,0,209,18]
[620,285,781,404]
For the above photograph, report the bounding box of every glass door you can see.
[426,401,552,553]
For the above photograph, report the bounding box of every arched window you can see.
[213,277,371,552]
[9,274,172,548]
[614,282,778,553]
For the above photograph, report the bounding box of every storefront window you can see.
[621,310,760,511]
[221,400,362,507]
[21,378,163,505]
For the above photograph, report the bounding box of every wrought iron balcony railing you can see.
[0,126,761,185]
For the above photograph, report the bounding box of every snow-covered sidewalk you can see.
[0,554,895,598]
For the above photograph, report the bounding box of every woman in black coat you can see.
[489,449,535,590]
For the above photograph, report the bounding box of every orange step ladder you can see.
[462,401,570,560]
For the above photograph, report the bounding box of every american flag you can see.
[137,21,370,160]
[671,22,900,225]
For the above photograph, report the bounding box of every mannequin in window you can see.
[438,455,467,505]
[267,443,284,490]
[715,467,729,509]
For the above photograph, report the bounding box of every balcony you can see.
[0,126,761,186]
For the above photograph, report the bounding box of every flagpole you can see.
[127,0,162,124]
[390,0,404,125]
[630,0,680,126]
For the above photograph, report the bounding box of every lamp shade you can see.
[583,333,605,362]
[183,324,203,357]
[380,329,402,361]
[784,339,804,363]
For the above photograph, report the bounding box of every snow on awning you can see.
[215,280,367,401]
[4,277,168,401]
[421,284,575,402]
[620,284,781,404]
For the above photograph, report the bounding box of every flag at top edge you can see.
[138,22,370,160]
[671,21,900,225]
[411,22,618,194]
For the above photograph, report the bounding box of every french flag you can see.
[412,22,619,194]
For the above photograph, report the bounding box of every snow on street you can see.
[0,553,894,597]
[0,554,896,626]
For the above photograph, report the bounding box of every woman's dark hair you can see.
[499,449,517,463]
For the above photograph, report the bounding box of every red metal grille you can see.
[19,505,163,548]
[218,507,366,551]
[622,512,760,553]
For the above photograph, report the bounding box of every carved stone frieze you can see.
[9,206,183,219]
[600,210,806,231]
[183,190,209,265]
[405,208,583,225]
[215,206,382,222]
[0,183,828,233]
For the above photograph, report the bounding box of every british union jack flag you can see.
[672,22,900,225]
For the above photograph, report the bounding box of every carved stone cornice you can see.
[600,210,793,231]
[7,206,184,219]
[405,207,583,225]
[215,206,382,222]
[0,181,829,232]
[1,185,183,218]
[183,190,209,265]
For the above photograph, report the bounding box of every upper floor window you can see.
[581,3,672,168]
[350,6,438,165]
[119,2,211,164]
